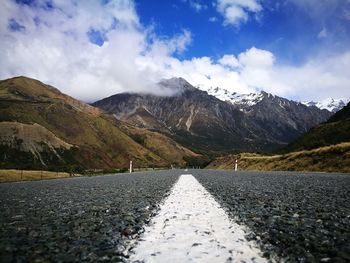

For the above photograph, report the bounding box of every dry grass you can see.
[207,142,350,173]
[0,169,78,183]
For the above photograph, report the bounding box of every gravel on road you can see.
[0,171,179,262]
[1,169,349,263]
[192,170,350,263]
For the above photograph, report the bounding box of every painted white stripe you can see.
[130,174,267,263]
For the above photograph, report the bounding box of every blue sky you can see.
[134,0,350,65]
[1,0,350,102]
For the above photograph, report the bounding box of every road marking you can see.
[130,174,267,262]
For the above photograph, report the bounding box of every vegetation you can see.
[0,76,175,171]
[282,102,350,152]
[0,169,77,183]
[208,102,350,173]
[207,142,350,173]
[120,124,201,167]
[183,155,212,168]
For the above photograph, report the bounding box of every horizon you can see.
[1,0,350,102]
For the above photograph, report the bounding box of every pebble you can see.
[193,170,350,262]
[0,171,179,262]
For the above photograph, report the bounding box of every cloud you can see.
[139,45,350,101]
[318,27,327,39]
[182,0,208,12]
[209,16,218,22]
[218,54,240,68]
[215,0,262,26]
[0,0,191,101]
[287,0,350,39]
[0,0,349,103]
[189,0,208,12]
[238,47,275,68]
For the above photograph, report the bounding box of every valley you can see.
[1,2,349,263]
[0,76,348,174]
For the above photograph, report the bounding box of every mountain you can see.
[207,103,350,173]
[0,76,198,171]
[199,85,348,113]
[302,98,349,112]
[198,86,265,108]
[93,77,331,154]
[283,102,350,152]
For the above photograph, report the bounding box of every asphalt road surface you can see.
[0,170,349,262]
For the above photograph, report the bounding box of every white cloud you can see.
[189,0,208,12]
[0,0,349,103]
[0,0,190,101]
[182,0,207,12]
[238,47,275,68]
[218,54,240,68]
[215,0,262,26]
[139,46,350,101]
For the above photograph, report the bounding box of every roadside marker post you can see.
[234,159,238,172]
[129,161,133,173]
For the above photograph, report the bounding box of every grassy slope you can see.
[207,142,350,173]
[0,77,167,170]
[0,169,75,183]
[120,124,202,167]
[282,103,350,152]
[208,103,350,173]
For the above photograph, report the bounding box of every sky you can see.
[0,0,350,102]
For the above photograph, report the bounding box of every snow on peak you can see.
[197,86,265,107]
[302,98,349,112]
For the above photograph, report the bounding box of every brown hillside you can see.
[0,77,171,170]
[207,143,350,173]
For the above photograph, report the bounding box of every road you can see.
[0,170,349,262]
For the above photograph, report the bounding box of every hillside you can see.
[283,102,350,152]
[93,78,331,154]
[207,143,350,173]
[0,76,198,171]
[207,103,350,173]
[120,123,203,167]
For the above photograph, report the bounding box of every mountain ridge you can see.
[93,77,332,154]
[0,76,199,170]
[282,102,350,152]
[196,84,348,113]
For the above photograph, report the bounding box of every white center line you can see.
[130,174,267,263]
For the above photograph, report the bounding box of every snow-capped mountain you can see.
[302,98,350,113]
[94,77,331,153]
[197,85,348,113]
[198,86,265,107]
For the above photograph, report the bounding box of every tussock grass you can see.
[0,169,77,183]
[207,142,350,173]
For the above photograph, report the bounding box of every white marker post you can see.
[129,161,133,173]
[235,159,238,171]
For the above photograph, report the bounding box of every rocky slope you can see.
[283,102,350,152]
[93,78,331,154]
[207,103,350,173]
[0,76,198,170]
